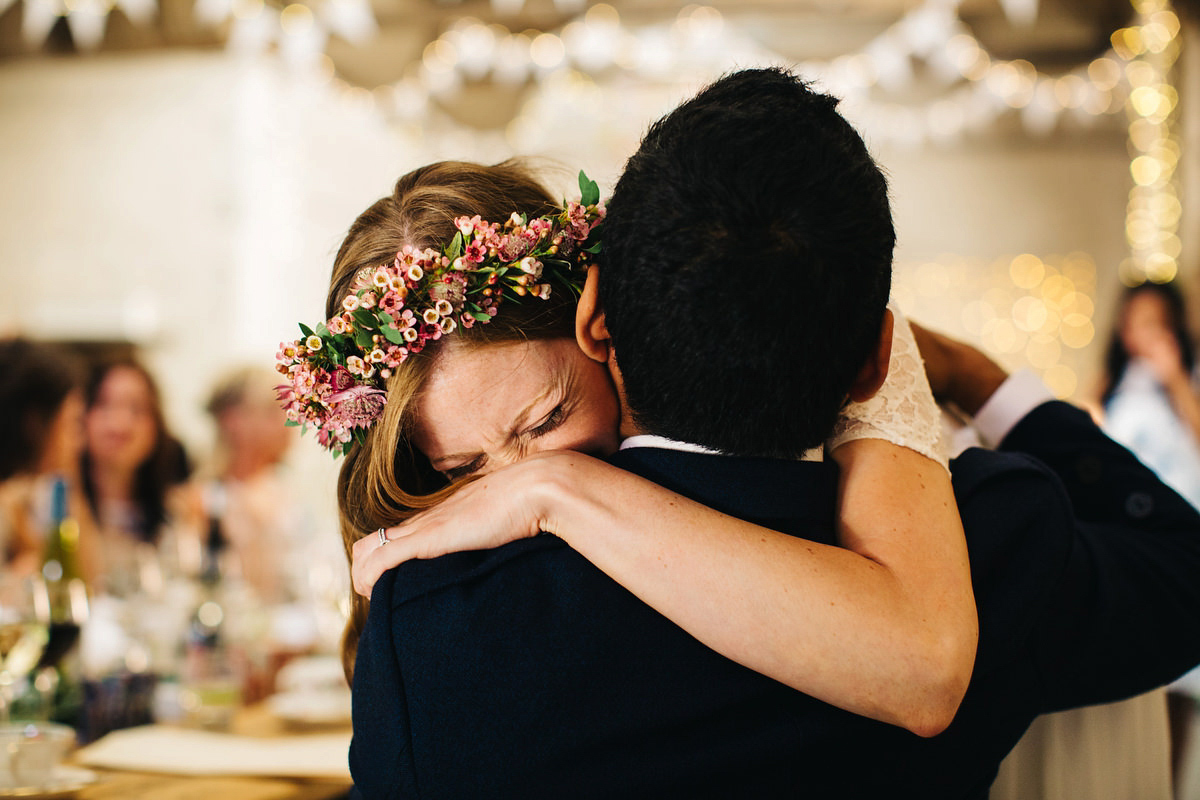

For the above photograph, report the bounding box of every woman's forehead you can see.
[414,339,572,450]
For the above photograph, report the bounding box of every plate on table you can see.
[0,766,98,798]
[267,688,352,728]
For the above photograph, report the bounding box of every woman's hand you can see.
[350,451,589,597]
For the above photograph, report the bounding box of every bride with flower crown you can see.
[276,157,978,756]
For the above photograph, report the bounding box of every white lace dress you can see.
[827,305,948,469]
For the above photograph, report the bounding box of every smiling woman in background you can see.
[80,356,190,595]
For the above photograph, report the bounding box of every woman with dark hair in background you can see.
[1100,280,1200,794]
[994,282,1200,800]
[0,338,96,578]
[1100,281,1200,504]
[80,357,190,595]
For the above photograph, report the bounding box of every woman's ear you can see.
[848,308,894,402]
[575,265,611,364]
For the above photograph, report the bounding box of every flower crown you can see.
[276,171,605,456]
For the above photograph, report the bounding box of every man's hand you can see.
[909,322,1008,416]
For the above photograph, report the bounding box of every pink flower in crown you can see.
[327,385,386,432]
[396,308,417,330]
[342,294,361,312]
[327,315,348,335]
[275,383,297,409]
[455,215,482,237]
[360,292,378,310]
[498,234,532,261]
[465,239,486,263]
[292,366,318,395]
[316,426,334,449]
[378,292,403,315]
[384,345,408,368]
[330,366,356,392]
[565,202,591,241]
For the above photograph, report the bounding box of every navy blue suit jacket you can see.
[349,402,1200,798]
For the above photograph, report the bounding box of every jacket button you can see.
[1125,492,1154,519]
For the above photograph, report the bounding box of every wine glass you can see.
[0,575,51,723]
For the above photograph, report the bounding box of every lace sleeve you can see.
[826,304,948,471]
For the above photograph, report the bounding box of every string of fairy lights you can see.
[329,2,1140,147]
[1116,0,1182,286]
[11,0,1185,397]
[892,0,1182,399]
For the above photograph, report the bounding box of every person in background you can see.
[1100,280,1200,505]
[1100,280,1200,794]
[990,282,1200,800]
[0,337,97,579]
[80,356,190,595]
[201,366,297,604]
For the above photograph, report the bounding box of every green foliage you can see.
[579,171,600,207]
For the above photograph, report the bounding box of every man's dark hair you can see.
[601,67,895,457]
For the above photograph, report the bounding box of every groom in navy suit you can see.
[349,68,1200,798]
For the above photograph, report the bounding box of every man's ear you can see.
[575,265,611,364]
[848,308,894,402]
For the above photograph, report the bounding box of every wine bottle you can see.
[37,477,84,670]
[181,484,241,728]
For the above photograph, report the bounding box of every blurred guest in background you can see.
[1100,280,1200,506]
[0,337,97,579]
[199,365,298,605]
[80,357,190,595]
[994,282,1200,800]
[1100,280,1200,794]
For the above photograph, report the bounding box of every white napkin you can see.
[74,725,351,780]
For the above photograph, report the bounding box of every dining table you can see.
[66,701,353,800]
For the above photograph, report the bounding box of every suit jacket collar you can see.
[609,447,839,543]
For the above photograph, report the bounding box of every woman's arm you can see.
[355,442,973,736]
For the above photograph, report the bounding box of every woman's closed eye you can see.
[438,404,567,480]
[443,456,485,481]
[529,404,566,439]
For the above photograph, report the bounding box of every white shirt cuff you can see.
[971,368,1054,448]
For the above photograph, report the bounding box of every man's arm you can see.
[914,323,1200,709]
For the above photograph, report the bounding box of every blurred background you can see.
[1,0,1195,447]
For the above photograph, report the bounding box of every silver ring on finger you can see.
[377,527,389,547]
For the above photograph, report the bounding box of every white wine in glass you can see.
[0,576,51,723]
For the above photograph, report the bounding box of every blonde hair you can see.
[331,160,581,681]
